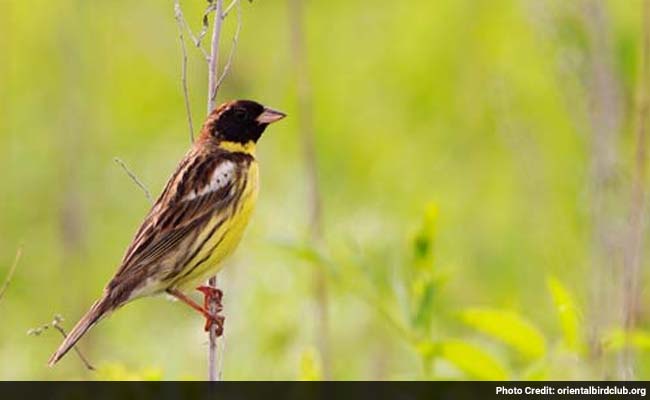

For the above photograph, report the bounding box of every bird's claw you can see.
[203,314,225,334]
[197,285,224,335]
[197,285,223,309]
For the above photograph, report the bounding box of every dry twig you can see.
[223,0,239,18]
[198,1,219,53]
[178,10,210,62]
[113,157,153,204]
[215,0,242,93]
[28,315,95,371]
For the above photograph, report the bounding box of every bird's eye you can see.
[233,109,248,121]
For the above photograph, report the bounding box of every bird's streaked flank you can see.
[48,100,285,366]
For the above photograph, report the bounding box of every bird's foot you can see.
[196,285,224,334]
[203,314,225,334]
[166,287,225,335]
[196,285,223,310]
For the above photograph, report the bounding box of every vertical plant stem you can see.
[207,275,220,381]
[207,0,225,382]
[208,0,224,114]
[621,0,650,380]
[582,0,623,377]
[288,0,330,379]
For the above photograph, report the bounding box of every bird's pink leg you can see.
[166,288,224,334]
[197,285,225,334]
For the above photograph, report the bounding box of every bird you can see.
[48,99,286,366]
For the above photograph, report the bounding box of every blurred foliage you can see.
[1,0,650,380]
[547,276,584,354]
[96,363,163,381]
[459,308,546,360]
[437,340,508,380]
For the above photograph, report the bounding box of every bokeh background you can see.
[1,0,650,380]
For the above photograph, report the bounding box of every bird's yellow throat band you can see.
[218,140,256,155]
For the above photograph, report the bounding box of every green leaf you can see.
[439,339,508,380]
[460,308,546,359]
[547,276,584,354]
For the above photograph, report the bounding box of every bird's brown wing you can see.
[104,149,252,305]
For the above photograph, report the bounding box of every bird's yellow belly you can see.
[175,162,259,289]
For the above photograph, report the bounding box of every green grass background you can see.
[0,0,649,380]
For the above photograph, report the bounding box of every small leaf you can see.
[460,308,546,359]
[439,340,508,380]
[547,276,584,354]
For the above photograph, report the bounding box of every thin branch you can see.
[0,246,23,302]
[113,157,153,204]
[207,0,224,113]
[215,0,242,92]
[174,0,195,143]
[175,2,210,62]
[52,317,96,371]
[28,315,95,371]
[207,276,219,382]
[198,1,219,54]
[187,0,243,381]
[217,331,226,380]
[222,0,238,18]
[206,0,225,382]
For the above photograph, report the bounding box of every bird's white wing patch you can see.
[183,160,236,201]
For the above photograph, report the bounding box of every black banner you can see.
[1,381,649,400]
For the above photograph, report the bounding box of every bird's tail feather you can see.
[47,295,112,367]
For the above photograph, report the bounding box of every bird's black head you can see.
[209,100,286,144]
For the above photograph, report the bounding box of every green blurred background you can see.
[1,0,649,380]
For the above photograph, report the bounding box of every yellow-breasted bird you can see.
[48,100,286,366]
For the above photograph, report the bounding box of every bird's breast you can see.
[176,160,259,289]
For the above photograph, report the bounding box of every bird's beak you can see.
[257,107,286,124]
